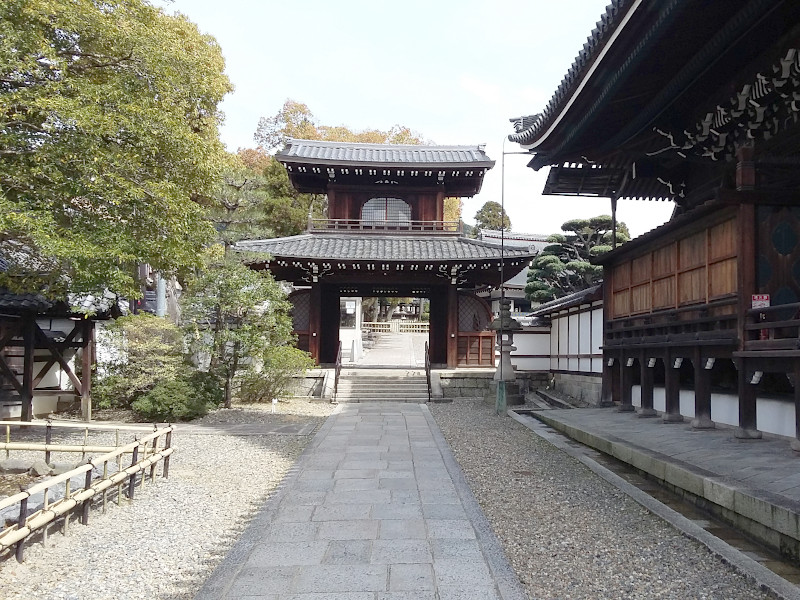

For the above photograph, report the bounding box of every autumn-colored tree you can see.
[254,100,428,152]
[525,215,630,302]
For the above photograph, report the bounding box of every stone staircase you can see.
[334,370,430,403]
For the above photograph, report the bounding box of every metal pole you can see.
[497,138,507,416]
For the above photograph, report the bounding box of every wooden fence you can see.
[0,421,174,562]
[363,321,430,334]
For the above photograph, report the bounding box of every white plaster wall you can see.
[511,328,550,371]
[631,385,796,438]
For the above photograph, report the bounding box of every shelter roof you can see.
[278,139,494,169]
[237,233,534,262]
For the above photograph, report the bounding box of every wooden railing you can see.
[604,297,738,348]
[333,341,342,403]
[0,421,174,562]
[309,218,461,234]
[424,341,432,403]
[363,322,429,334]
[743,301,800,352]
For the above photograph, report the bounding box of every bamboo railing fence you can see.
[0,421,174,562]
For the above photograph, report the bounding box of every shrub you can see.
[238,346,315,403]
[132,372,223,422]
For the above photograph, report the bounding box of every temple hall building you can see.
[509,0,800,449]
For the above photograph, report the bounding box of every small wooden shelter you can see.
[239,139,536,368]
[0,290,112,421]
[510,0,800,447]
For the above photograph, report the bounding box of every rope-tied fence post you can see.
[128,441,139,500]
[15,488,27,563]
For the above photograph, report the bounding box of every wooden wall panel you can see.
[652,276,675,309]
[613,289,630,318]
[708,258,737,298]
[679,231,706,269]
[631,284,651,314]
[631,255,651,285]
[613,263,630,291]
[709,219,736,261]
[678,268,706,305]
[652,244,676,277]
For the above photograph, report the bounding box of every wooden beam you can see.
[81,320,93,421]
[0,354,24,396]
[34,326,82,395]
[33,327,79,387]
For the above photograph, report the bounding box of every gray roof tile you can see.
[236,234,536,262]
[278,139,494,168]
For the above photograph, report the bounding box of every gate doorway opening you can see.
[339,296,429,368]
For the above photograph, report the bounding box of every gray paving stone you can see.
[226,565,298,597]
[313,503,372,521]
[377,593,437,600]
[378,519,427,540]
[266,521,319,542]
[426,519,477,540]
[273,504,315,523]
[430,539,485,560]
[247,541,328,567]
[317,519,380,540]
[389,563,435,591]
[293,564,388,593]
[334,469,379,479]
[371,502,423,520]
[327,489,392,504]
[372,539,432,564]
[379,477,419,491]
[434,559,495,587]
[323,540,372,565]
[422,503,467,519]
[333,478,380,492]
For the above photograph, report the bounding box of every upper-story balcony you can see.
[307,218,463,235]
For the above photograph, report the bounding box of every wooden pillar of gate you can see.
[446,284,458,368]
[792,359,800,452]
[308,283,322,364]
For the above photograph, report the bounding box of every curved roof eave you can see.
[508,0,643,149]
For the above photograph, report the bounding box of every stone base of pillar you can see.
[489,381,524,406]
[637,407,658,418]
[735,427,763,439]
[791,438,800,452]
[662,413,684,423]
[691,416,715,430]
[617,404,636,412]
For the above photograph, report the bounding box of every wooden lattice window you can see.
[361,198,411,224]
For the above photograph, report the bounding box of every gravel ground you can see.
[0,398,335,600]
[0,396,776,600]
[428,397,771,600]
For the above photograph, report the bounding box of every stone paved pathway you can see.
[195,402,525,599]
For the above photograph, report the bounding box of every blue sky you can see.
[159,0,673,237]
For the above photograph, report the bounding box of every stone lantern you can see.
[489,296,524,410]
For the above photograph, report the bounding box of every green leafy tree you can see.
[0,0,231,299]
[474,201,511,233]
[238,346,315,403]
[181,248,295,408]
[526,215,630,302]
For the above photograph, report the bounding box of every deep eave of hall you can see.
[508,0,800,205]
[276,138,495,196]
[235,233,534,288]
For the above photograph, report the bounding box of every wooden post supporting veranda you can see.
[446,283,458,369]
[735,357,762,439]
[793,360,800,452]
[692,348,714,429]
[618,356,635,412]
[663,350,684,423]
[638,351,657,417]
